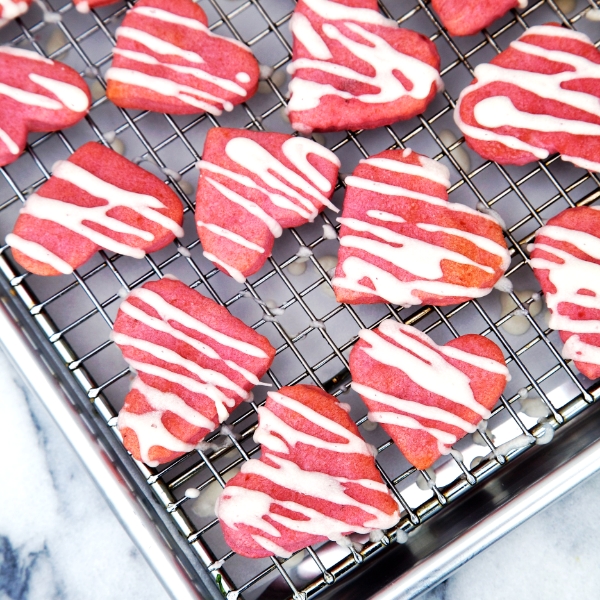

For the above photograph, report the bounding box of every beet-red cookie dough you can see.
[106,0,259,116]
[432,0,526,37]
[216,385,400,558]
[115,277,276,466]
[0,47,90,167]
[196,128,340,281]
[332,147,510,306]
[455,24,600,172]
[287,0,442,133]
[350,321,509,470]
[6,142,183,275]
[530,206,600,380]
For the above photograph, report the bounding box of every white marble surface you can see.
[2,344,600,600]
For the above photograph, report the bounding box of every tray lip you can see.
[2,264,600,600]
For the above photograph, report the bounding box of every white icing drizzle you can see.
[112,49,247,97]
[126,358,235,422]
[113,331,248,397]
[362,155,451,187]
[0,126,19,155]
[0,73,88,113]
[455,25,600,171]
[126,286,269,358]
[203,251,246,283]
[288,0,442,114]
[106,5,252,115]
[197,135,339,276]
[11,159,184,266]
[5,233,73,273]
[360,321,497,418]
[0,47,52,63]
[531,221,600,367]
[116,26,206,64]
[0,0,28,26]
[216,389,399,556]
[118,377,217,466]
[355,321,507,454]
[255,391,372,455]
[332,156,508,305]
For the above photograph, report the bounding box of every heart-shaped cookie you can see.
[455,24,600,172]
[0,0,31,27]
[0,47,90,167]
[6,142,184,276]
[530,206,600,380]
[216,385,400,558]
[114,278,276,466]
[432,0,525,37]
[106,0,259,116]
[332,148,510,306]
[350,321,509,470]
[287,0,442,133]
[196,128,340,282]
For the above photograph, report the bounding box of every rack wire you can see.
[1,0,600,598]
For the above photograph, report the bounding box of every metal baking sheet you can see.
[1,0,600,598]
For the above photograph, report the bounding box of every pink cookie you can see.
[196,128,340,281]
[115,277,276,466]
[287,0,442,133]
[350,321,509,470]
[106,0,259,116]
[0,47,90,166]
[332,148,510,306]
[455,24,600,172]
[216,385,400,558]
[6,142,184,276]
[432,0,524,37]
[531,206,600,380]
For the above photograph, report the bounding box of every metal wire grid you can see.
[1,0,600,597]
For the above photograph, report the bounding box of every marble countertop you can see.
[2,345,599,600]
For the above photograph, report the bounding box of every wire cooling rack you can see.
[2,0,600,598]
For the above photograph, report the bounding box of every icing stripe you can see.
[127,358,235,422]
[531,221,600,367]
[112,48,247,97]
[353,321,505,455]
[116,26,206,64]
[333,155,508,305]
[359,321,492,418]
[203,251,246,283]
[455,25,600,171]
[197,220,265,253]
[255,391,373,455]
[197,135,339,277]
[362,155,451,187]
[29,74,89,112]
[106,67,230,114]
[5,233,73,273]
[9,159,183,270]
[216,389,399,557]
[112,331,248,398]
[127,287,269,358]
[0,126,19,155]
[107,5,252,115]
[129,5,251,52]
[288,22,442,113]
[0,47,52,63]
[351,382,476,433]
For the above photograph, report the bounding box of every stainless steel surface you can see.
[1,0,600,599]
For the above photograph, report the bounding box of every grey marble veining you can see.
[1,343,599,600]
